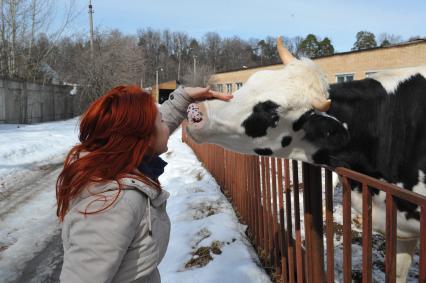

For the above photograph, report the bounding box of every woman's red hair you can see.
[56,85,160,222]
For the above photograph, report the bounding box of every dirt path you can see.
[0,156,65,283]
[0,160,64,221]
[13,233,63,283]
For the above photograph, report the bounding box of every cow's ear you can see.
[302,114,349,150]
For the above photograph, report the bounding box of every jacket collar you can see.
[120,176,170,207]
[74,152,169,207]
[137,155,168,181]
[78,175,169,208]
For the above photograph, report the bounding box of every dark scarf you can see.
[137,156,168,181]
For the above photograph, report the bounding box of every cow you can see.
[186,37,426,282]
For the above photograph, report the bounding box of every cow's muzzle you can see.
[186,102,209,143]
[187,102,208,128]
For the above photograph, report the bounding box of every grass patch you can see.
[195,171,204,181]
[185,241,223,269]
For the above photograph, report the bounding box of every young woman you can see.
[56,85,232,283]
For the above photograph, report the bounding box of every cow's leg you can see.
[396,237,418,283]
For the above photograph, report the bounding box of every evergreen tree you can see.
[298,35,334,58]
[299,34,320,58]
[317,37,334,56]
[352,31,377,50]
[380,39,391,47]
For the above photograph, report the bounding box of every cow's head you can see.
[186,37,349,164]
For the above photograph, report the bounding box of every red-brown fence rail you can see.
[182,125,426,283]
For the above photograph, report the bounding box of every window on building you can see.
[365,71,377,78]
[336,74,354,83]
[216,84,223,92]
[236,82,243,90]
[226,83,232,93]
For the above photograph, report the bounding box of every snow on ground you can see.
[0,118,419,283]
[0,171,62,282]
[0,118,80,282]
[0,118,80,181]
[0,119,271,283]
[159,129,271,283]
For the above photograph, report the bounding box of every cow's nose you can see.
[187,103,206,126]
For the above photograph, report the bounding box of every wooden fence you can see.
[182,125,426,283]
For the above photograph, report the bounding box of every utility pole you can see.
[155,67,163,102]
[88,0,95,58]
[177,38,181,81]
[156,69,158,99]
[193,55,197,85]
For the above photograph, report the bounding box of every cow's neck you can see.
[321,79,385,178]
[323,76,426,187]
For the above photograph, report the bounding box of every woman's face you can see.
[152,111,170,155]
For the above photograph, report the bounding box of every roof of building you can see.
[212,38,426,75]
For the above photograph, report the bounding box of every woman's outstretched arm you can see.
[160,86,232,134]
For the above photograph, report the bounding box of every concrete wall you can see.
[0,79,80,124]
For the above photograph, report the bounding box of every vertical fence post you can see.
[362,183,372,283]
[284,159,295,283]
[302,163,325,283]
[325,169,334,283]
[271,158,280,272]
[292,161,304,283]
[265,158,273,256]
[341,176,352,283]
[419,206,426,283]
[277,158,289,282]
[385,194,397,283]
[254,156,262,250]
[261,157,268,254]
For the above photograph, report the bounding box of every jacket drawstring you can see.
[148,198,152,236]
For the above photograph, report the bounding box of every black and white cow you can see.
[186,37,426,282]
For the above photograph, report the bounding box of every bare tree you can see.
[8,0,17,76]
[378,33,402,47]
[203,32,221,73]
[171,32,189,81]
[0,0,76,80]
[0,0,8,75]
[217,36,255,71]
[56,29,148,107]
[181,63,214,87]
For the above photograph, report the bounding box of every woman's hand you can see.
[184,87,233,102]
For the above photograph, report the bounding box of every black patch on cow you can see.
[319,74,426,220]
[293,110,315,131]
[254,148,273,156]
[312,149,330,165]
[281,136,292,147]
[303,114,350,151]
[394,197,420,220]
[242,100,280,138]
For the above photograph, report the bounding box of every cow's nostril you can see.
[187,103,203,124]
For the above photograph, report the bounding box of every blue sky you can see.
[65,0,426,52]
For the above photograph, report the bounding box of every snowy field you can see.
[0,118,420,282]
[0,118,80,181]
[0,118,271,283]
